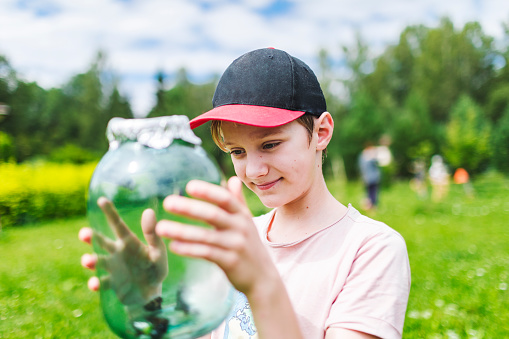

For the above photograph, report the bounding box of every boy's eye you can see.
[230,149,244,156]
[263,142,280,150]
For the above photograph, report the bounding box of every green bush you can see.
[0,131,15,163]
[0,162,96,227]
[48,144,101,164]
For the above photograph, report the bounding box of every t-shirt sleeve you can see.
[326,228,411,339]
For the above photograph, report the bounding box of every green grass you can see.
[357,172,509,338]
[1,172,508,338]
[0,218,116,338]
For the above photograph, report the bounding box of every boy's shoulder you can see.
[342,205,408,253]
[346,206,400,233]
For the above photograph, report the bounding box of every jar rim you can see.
[106,115,202,150]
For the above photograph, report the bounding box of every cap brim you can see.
[189,104,306,129]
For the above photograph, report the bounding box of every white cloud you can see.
[1,0,509,117]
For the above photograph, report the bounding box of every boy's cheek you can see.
[231,162,245,178]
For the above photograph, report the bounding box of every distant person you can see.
[358,142,381,210]
[376,134,393,168]
[453,167,474,198]
[410,158,427,198]
[429,155,449,202]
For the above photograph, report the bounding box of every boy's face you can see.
[221,120,321,208]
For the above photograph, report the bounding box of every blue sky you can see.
[1,0,509,116]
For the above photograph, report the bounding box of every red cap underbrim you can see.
[189,104,306,129]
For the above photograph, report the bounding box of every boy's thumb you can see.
[227,176,247,206]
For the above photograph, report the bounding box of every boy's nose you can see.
[245,155,269,179]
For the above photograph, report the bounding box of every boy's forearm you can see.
[247,275,304,339]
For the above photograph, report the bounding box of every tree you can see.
[444,95,491,174]
[341,31,373,97]
[3,81,49,161]
[359,18,497,124]
[55,51,126,155]
[364,25,427,107]
[337,91,385,179]
[148,68,216,119]
[485,21,509,123]
[150,70,169,118]
[410,19,495,122]
[485,84,509,122]
[0,51,134,161]
[0,55,17,103]
[492,105,509,172]
[61,54,105,151]
[390,90,435,175]
[105,83,134,121]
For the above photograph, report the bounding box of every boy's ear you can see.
[315,112,334,151]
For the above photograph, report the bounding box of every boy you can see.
[81,48,411,339]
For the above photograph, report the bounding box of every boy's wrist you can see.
[245,270,304,339]
[246,267,284,310]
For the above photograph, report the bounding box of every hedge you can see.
[0,162,97,227]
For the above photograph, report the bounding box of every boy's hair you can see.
[210,114,327,159]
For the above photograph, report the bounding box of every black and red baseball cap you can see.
[189,48,327,129]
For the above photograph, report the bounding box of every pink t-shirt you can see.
[211,205,411,339]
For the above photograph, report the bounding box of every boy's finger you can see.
[163,195,234,230]
[81,253,97,270]
[141,208,165,250]
[93,232,117,253]
[97,197,131,239]
[227,176,248,208]
[169,240,237,273]
[157,220,243,250]
[95,254,118,274]
[95,254,110,272]
[184,180,243,213]
[78,227,93,244]
[88,276,100,292]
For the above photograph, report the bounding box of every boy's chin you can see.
[257,197,285,209]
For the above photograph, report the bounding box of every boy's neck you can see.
[267,181,347,243]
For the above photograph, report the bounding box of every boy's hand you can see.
[156,177,277,297]
[79,198,168,308]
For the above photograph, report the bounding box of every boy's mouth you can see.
[255,178,281,191]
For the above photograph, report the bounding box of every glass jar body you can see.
[87,138,233,339]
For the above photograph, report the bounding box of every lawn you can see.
[1,173,508,338]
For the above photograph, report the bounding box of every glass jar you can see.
[87,115,234,339]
